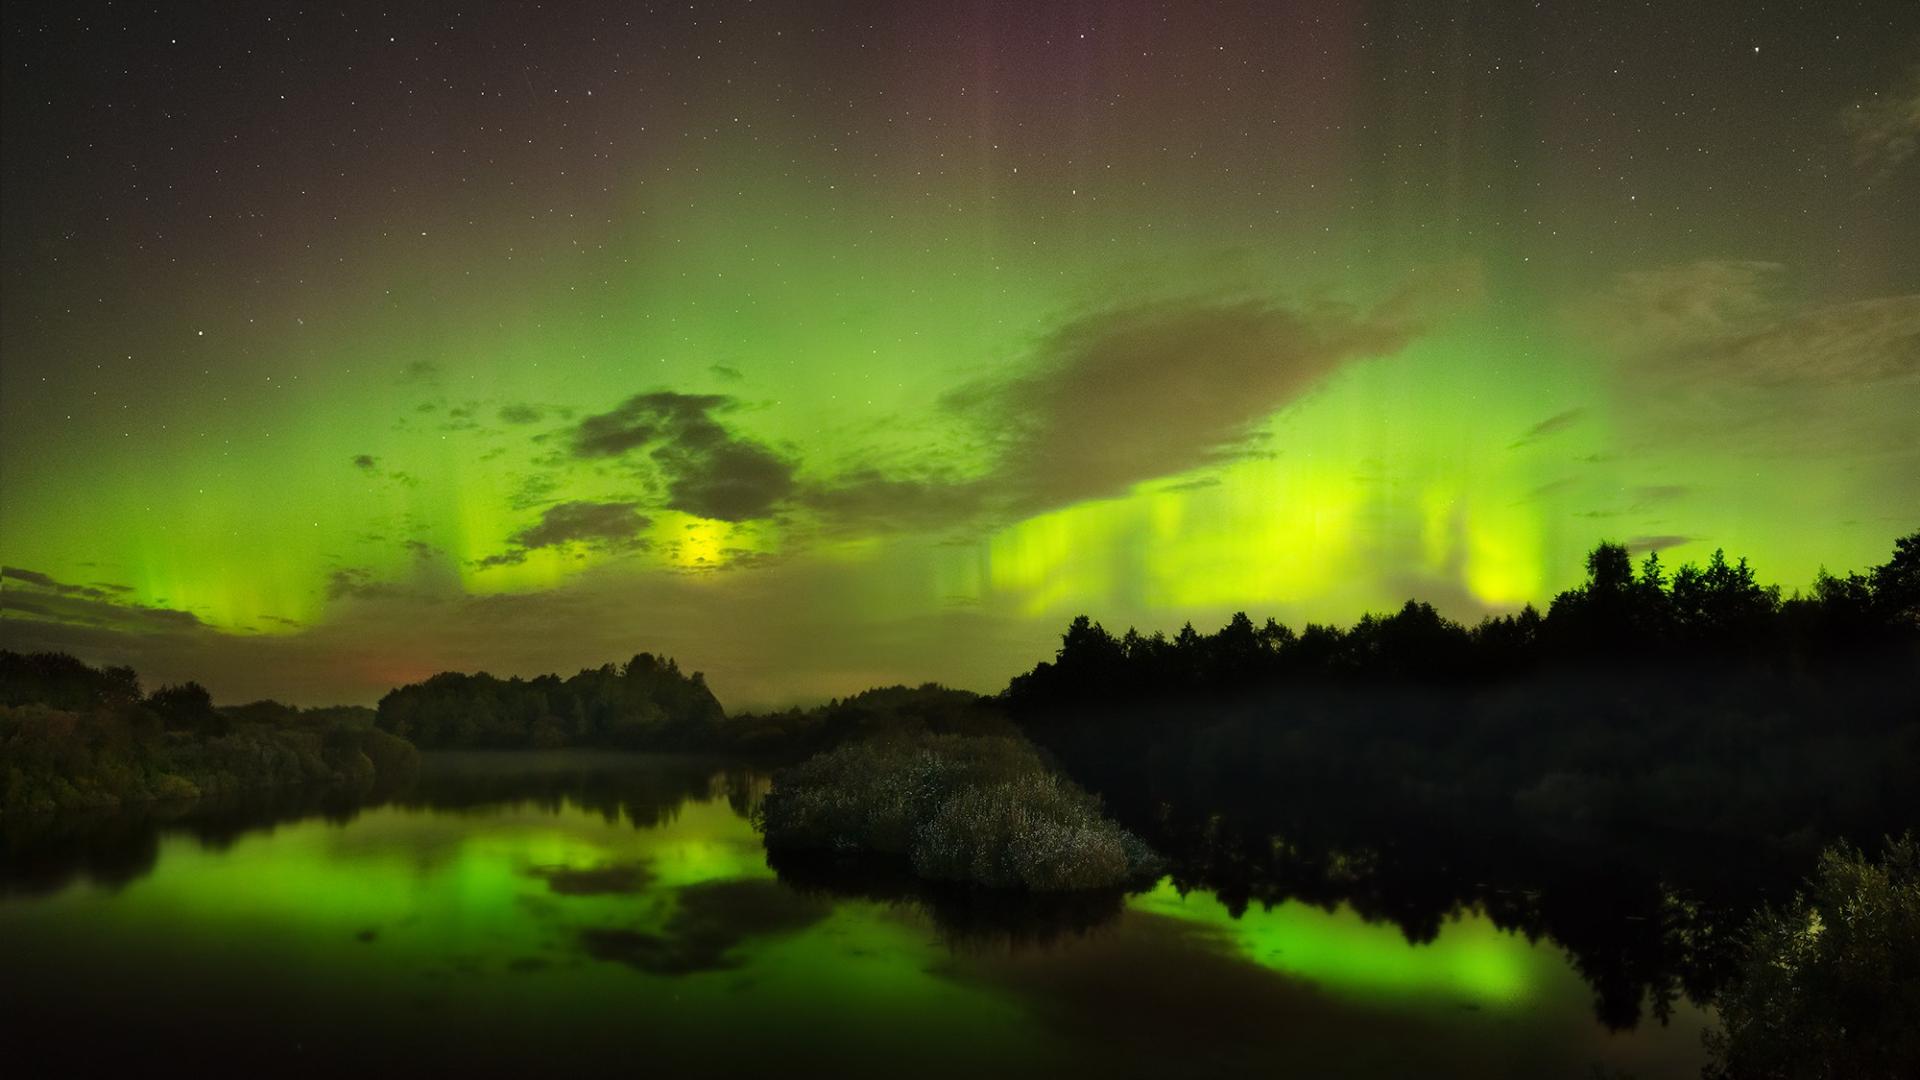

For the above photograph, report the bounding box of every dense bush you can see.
[375,652,723,750]
[0,704,422,817]
[0,652,141,710]
[756,735,1159,891]
[718,683,1015,759]
[0,653,420,817]
[1706,834,1920,1079]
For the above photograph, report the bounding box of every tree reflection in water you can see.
[0,748,1786,1031]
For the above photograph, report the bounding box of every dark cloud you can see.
[499,403,544,424]
[568,393,796,521]
[1154,476,1223,494]
[1629,484,1690,504]
[572,392,701,457]
[805,279,1468,532]
[398,361,441,386]
[351,454,421,489]
[1518,477,1579,503]
[1627,535,1694,554]
[1509,408,1587,449]
[507,472,561,511]
[4,566,116,601]
[326,567,389,601]
[708,364,744,381]
[324,545,464,604]
[653,435,796,522]
[437,403,484,433]
[800,468,989,533]
[477,500,651,568]
[666,545,787,575]
[970,298,1417,510]
[1574,484,1693,520]
[513,501,649,549]
[1,566,206,634]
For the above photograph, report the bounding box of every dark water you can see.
[0,752,1710,1077]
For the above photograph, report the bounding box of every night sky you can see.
[3,1,1916,707]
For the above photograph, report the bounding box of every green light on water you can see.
[1132,879,1533,1006]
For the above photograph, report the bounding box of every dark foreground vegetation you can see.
[756,734,1159,891]
[0,652,418,817]
[371,654,1007,759]
[374,652,723,750]
[1008,532,1919,860]
[1706,834,1920,1080]
[718,683,1016,758]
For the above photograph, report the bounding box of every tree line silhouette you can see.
[1005,532,1918,707]
[0,652,415,816]
[372,652,723,750]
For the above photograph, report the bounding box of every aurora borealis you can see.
[2,1,1917,706]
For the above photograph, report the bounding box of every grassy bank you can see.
[756,734,1159,892]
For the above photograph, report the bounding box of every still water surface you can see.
[0,753,1709,1077]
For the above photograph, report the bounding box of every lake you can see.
[0,752,1711,1077]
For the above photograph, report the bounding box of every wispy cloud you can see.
[1627,535,1694,554]
[1844,66,1920,185]
[803,272,1475,533]
[1574,484,1694,520]
[477,500,652,568]
[1586,261,1919,386]
[1577,260,1920,463]
[1,567,207,634]
[1509,408,1587,449]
